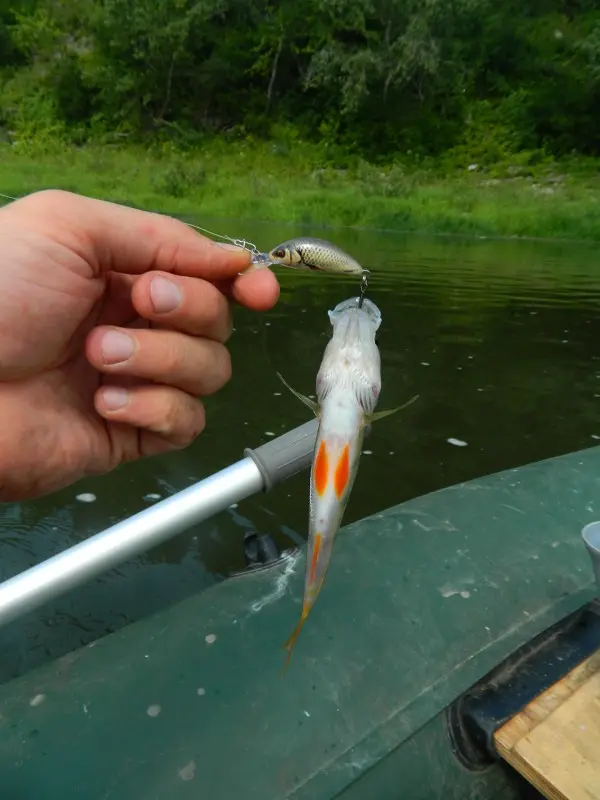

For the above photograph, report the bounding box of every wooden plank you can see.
[494,649,600,800]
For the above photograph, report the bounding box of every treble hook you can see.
[357,269,370,308]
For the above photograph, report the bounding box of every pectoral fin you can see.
[276,372,319,416]
[366,394,420,424]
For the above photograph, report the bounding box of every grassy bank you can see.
[2,138,600,241]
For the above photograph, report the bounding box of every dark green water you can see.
[0,220,599,683]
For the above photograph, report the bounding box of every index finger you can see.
[213,268,281,311]
[13,189,252,280]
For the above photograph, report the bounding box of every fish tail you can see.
[281,609,309,674]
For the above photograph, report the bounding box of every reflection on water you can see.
[0,220,599,682]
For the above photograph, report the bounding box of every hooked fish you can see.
[250,237,364,276]
[277,296,418,669]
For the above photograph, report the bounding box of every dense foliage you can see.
[2,0,600,160]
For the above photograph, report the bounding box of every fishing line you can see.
[1,190,262,255]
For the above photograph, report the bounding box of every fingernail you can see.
[215,242,245,252]
[101,330,135,364]
[150,276,182,314]
[239,262,265,275]
[101,387,129,410]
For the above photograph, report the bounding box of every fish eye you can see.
[273,247,286,258]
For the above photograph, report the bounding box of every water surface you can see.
[0,221,599,682]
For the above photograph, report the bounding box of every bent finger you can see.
[95,383,206,451]
[86,326,232,396]
[130,271,233,341]
[213,266,281,312]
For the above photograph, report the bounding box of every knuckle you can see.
[165,397,183,433]
[207,344,232,390]
[185,401,206,442]
[14,189,69,217]
[154,392,182,436]
[28,188,72,207]
[218,346,232,383]
[26,189,84,217]
[193,342,231,395]
[164,395,205,445]
[192,284,231,339]
[202,291,224,326]
[162,337,186,374]
[220,305,234,341]
[154,238,184,274]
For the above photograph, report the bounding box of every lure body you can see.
[250,237,364,276]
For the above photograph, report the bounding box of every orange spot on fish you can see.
[334,445,350,498]
[310,533,322,585]
[313,441,328,496]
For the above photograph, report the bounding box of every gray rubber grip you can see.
[582,521,600,594]
[244,418,318,492]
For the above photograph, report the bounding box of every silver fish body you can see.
[316,297,383,413]
[298,299,382,616]
[279,297,417,667]
[259,237,364,275]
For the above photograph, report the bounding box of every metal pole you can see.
[0,419,318,628]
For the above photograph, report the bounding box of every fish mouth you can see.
[329,296,382,327]
[359,298,382,327]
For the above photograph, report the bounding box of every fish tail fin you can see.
[281,610,309,674]
[366,394,420,424]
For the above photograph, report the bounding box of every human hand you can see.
[0,190,279,501]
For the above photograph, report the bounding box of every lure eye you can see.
[273,248,286,259]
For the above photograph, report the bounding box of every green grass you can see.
[2,137,600,241]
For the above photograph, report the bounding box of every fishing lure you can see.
[254,237,364,276]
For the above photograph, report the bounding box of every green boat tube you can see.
[0,441,599,799]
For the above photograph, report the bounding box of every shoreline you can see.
[2,140,600,245]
